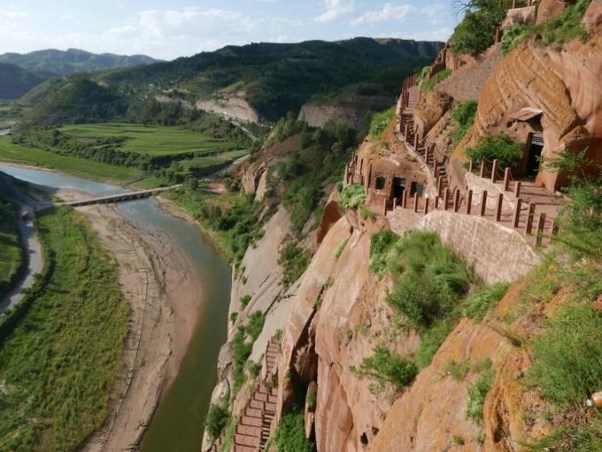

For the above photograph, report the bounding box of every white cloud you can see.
[314,0,355,23]
[351,3,415,25]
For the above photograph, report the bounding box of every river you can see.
[0,163,231,452]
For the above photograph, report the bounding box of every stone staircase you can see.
[211,337,280,452]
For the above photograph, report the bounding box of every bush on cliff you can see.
[369,106,395,141]
[339,184,366,210]
[358,346,418,393]
[279,243,311,288]
[465,133,521,169]
[528,304,602,408]
[270,406,316,452]
[205,404,230,440]
[452,100,477,146]
[386,231,472,329]
[450,0,511,55]
[369,229,400,278]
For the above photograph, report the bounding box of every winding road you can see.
[0,177,45,314]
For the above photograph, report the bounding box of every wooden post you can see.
[491,159,499,183]
[393,198,397,210]
[424,146,429,163]
[434,196,440,209]
[402,190,408,209]
[434,162,440,178]
[453,189,461,213]
[479,160,486,178]
[503,167,511,191]
[437,177,443,197]
[552,220,559,236]
[524,203,536,235]
[404,123,409,139]
[495,194,504,222]
[424,197,430,215]
[466,190,473,215]
[480,191,487,216]
[513,199,522,228]
[413,132,419,150]
[469,159,474,173]
[443,188,450,211]
[383,198,388,217]
[536,213,547,247]
[413,193,419,213]
[514,181,522,198]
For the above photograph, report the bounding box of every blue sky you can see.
[0,1,460,60]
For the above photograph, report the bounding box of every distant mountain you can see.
[0,62,45,99]
[102,37,444,121]
[0,48,159,76]
[20,38,443,127]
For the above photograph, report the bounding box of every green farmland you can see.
[1,122,250,186]
[59,123,237,156]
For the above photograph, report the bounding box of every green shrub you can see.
[452,100,478,145]
[219,416,240,452]
[359,204,375,221]
[369,229,400,278]
[205,404,230,440]
[279,243,311,288]
[306,382,317,411]
[462,283,510,322]
[415,319,456,369]
[445,361,471,381]
[450,0,510,55]
[246,311,266,341]
[386,232,472,329]
[419,69,452,92]
[501,24,535,55]
[271,407,316,452]
[369,107,395,140]
[528,304,602,408]
[231,328,252,392]
[339,184,366,209]
[334,238,348,261]
[539,0,591,46]
[229,312,238,323]
[466,368,495,423]
[359,346,418,392]
[465,133,522,169]
[240,294,251,309]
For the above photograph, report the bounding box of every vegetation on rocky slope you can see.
[501,0,592,56]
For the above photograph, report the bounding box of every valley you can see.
[0,1,601,451]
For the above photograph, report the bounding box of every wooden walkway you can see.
[212,337,280,452]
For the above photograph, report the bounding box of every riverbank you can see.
[0,162,233,451]
[46,190,206,451]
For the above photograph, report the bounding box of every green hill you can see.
[102,37,443,121]
[0,48,159,76]
[0,63,45,100]
[19,38,443,126]
[21,76,127,126]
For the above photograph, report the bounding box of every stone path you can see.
[212,336,280,452]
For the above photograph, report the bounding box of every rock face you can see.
[278,213,420,452]
[454,28,602,192]
[298,96,392,130]
[195,94,259,123]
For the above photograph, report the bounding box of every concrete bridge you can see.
[59,185,182,208]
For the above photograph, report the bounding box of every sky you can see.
[0,1,461,61]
